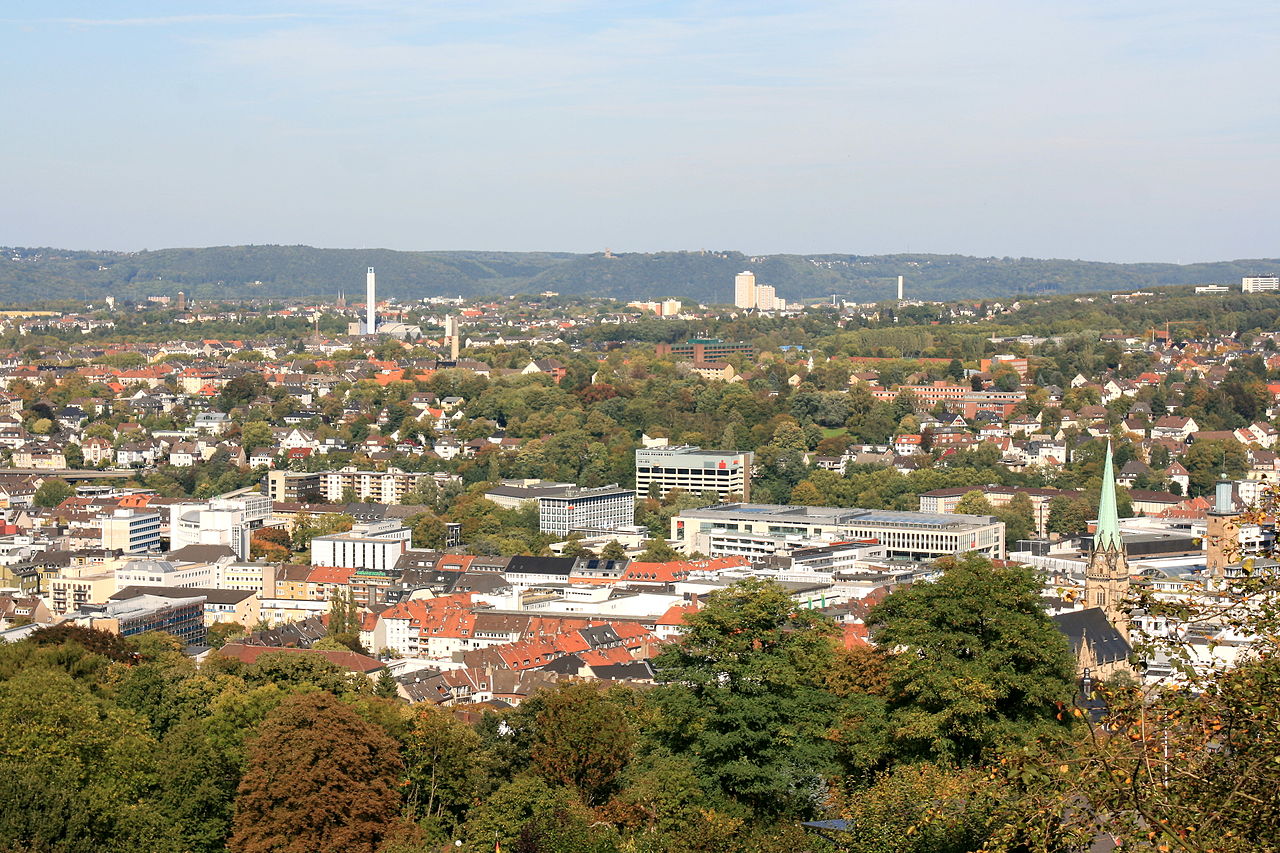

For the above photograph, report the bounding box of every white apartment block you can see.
[321,467,456,504]
[635,446,752,502]
[1242,275,1280,293]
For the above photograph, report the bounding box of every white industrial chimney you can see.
[365,267,376,332]
[897,275,904,301]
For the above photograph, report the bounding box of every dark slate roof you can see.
[1052,607,1132,665]
[505,555,574,577]
[590,660,656,681]
[578,624,621,649]
[541,653,586,674]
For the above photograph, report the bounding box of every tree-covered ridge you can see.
[4,244,1279,304]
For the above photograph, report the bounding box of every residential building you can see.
[266,470,323,502]
[1242,275,1280,293]
[320,467,454,504]
[635,445,752,502]
[734,270,757,309]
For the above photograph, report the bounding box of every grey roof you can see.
[111,585,255,605]
[1052,608,1132,665]
[166,544,237,563]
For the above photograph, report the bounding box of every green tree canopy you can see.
[867,554,1077,764]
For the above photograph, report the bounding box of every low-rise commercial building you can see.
[672,503,1005,560]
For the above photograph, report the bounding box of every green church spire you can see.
[1095,441,1122,551]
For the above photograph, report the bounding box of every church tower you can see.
[1085,442,1130,636]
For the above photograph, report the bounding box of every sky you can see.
[2,1,1277,262]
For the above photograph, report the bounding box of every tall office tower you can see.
[366,267,377,332]
[756,284,777,311]
[734,270,757,309]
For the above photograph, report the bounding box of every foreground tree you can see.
[229,692,402,853]
[868,554,1076,764]
[651,578,866,816]
[530,683,633,806]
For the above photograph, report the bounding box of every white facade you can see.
[734,270,756,309]
[311,520,411,571]
[114,558,217,591]
[321,467,456,504]
[100,508,163,553]
[1242,275,1280,293]
[170,495,271,560]
[635,446,752,501]
[538,485,636,535]
[672,503,1005,560]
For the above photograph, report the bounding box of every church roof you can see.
[1053,607,1132,665]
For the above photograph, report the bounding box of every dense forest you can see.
[3,245,1279,305]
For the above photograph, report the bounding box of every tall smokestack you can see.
[897,275,904,301]
[365,267,376,332]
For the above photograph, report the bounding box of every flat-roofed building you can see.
[311,520,411,571]
[654,338,756,361]
[672,503,1005,560]
[100,508,162,553]
[635,446,751,502]
[538,485,635,535]
[71,593,207,645]
[266,470,323,502]
[111,585,260,627]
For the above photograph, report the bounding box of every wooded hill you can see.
[4,244,1279,305]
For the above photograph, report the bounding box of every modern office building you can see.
[537,485,636,535]
[170,494,271,560]
[670,503,1005,560]
[72,594,207,645]
[1242,275,1280,293]
[99,508,163,553]
[635,446,752,502]
[311,520,412,571]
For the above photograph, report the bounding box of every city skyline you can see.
[2,1,1277,263]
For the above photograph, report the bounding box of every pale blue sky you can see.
[2,1,1276,261]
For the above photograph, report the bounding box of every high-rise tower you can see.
[365,267,376,332]
[734,271,757,309]
[1085,442,1130,636]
